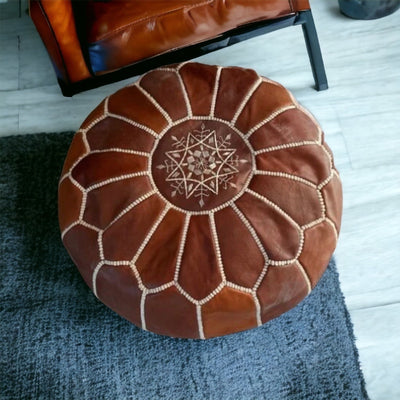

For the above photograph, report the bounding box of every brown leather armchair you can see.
[29,0,328,96]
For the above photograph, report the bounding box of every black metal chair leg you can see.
[296,10,328,91]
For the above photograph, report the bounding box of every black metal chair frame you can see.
[62,10,327,96]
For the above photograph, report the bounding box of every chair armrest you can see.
[29,0,91,86]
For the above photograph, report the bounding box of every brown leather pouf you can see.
[58,63,343,339]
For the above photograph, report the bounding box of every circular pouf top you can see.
[58,62,342,339]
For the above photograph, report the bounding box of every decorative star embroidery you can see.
[157,124,245,207]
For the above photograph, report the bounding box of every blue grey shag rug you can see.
[0,132,369,400]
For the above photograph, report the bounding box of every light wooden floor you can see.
[1,1,399,399]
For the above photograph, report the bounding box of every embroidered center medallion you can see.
[151,120,254,212]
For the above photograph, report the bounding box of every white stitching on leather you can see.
[230,203,269,263]
[175,70,193,118]
[86,171,149,192]
[209,213,226,281]
[196,304,205,340]
[295,260,312,295]
[226,281,253,293]
[210,66,222,118]
[147,281,175,294]
[254,140,319,155]
[254,170,317,188]
[105,190,157,230]
[174,213,190,282]
[135,83,173,125]
[325,217,339,241]
[92,261,105,298]
[246,188,301,231]
[108,112,159,138]
[245,104,296,138]
[253,293,262,327]
[231,77,262,125]
[89,148,151,157]
[140,290,148,330]
[130,204,170,266]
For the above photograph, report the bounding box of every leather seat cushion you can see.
[83,0,295,73]
[58,62,342,339]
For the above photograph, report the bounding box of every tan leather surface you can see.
[257,262,309,323]
[30,0,91,83]
[84,176,153,229]
[145,286,199,338]
[84,0,295,73]
[136,208,186,288]
[202,287,258,338]
[59,63,342,339]
[102,194,165,261]
[215,207,265,287]
[60,131,88,177]
[63,224,100,290]
[235,192,301,261]
[29,0,69,84]
[290,0,311,11]
[96,263,142,328]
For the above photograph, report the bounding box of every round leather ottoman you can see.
[59,63,343,339]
